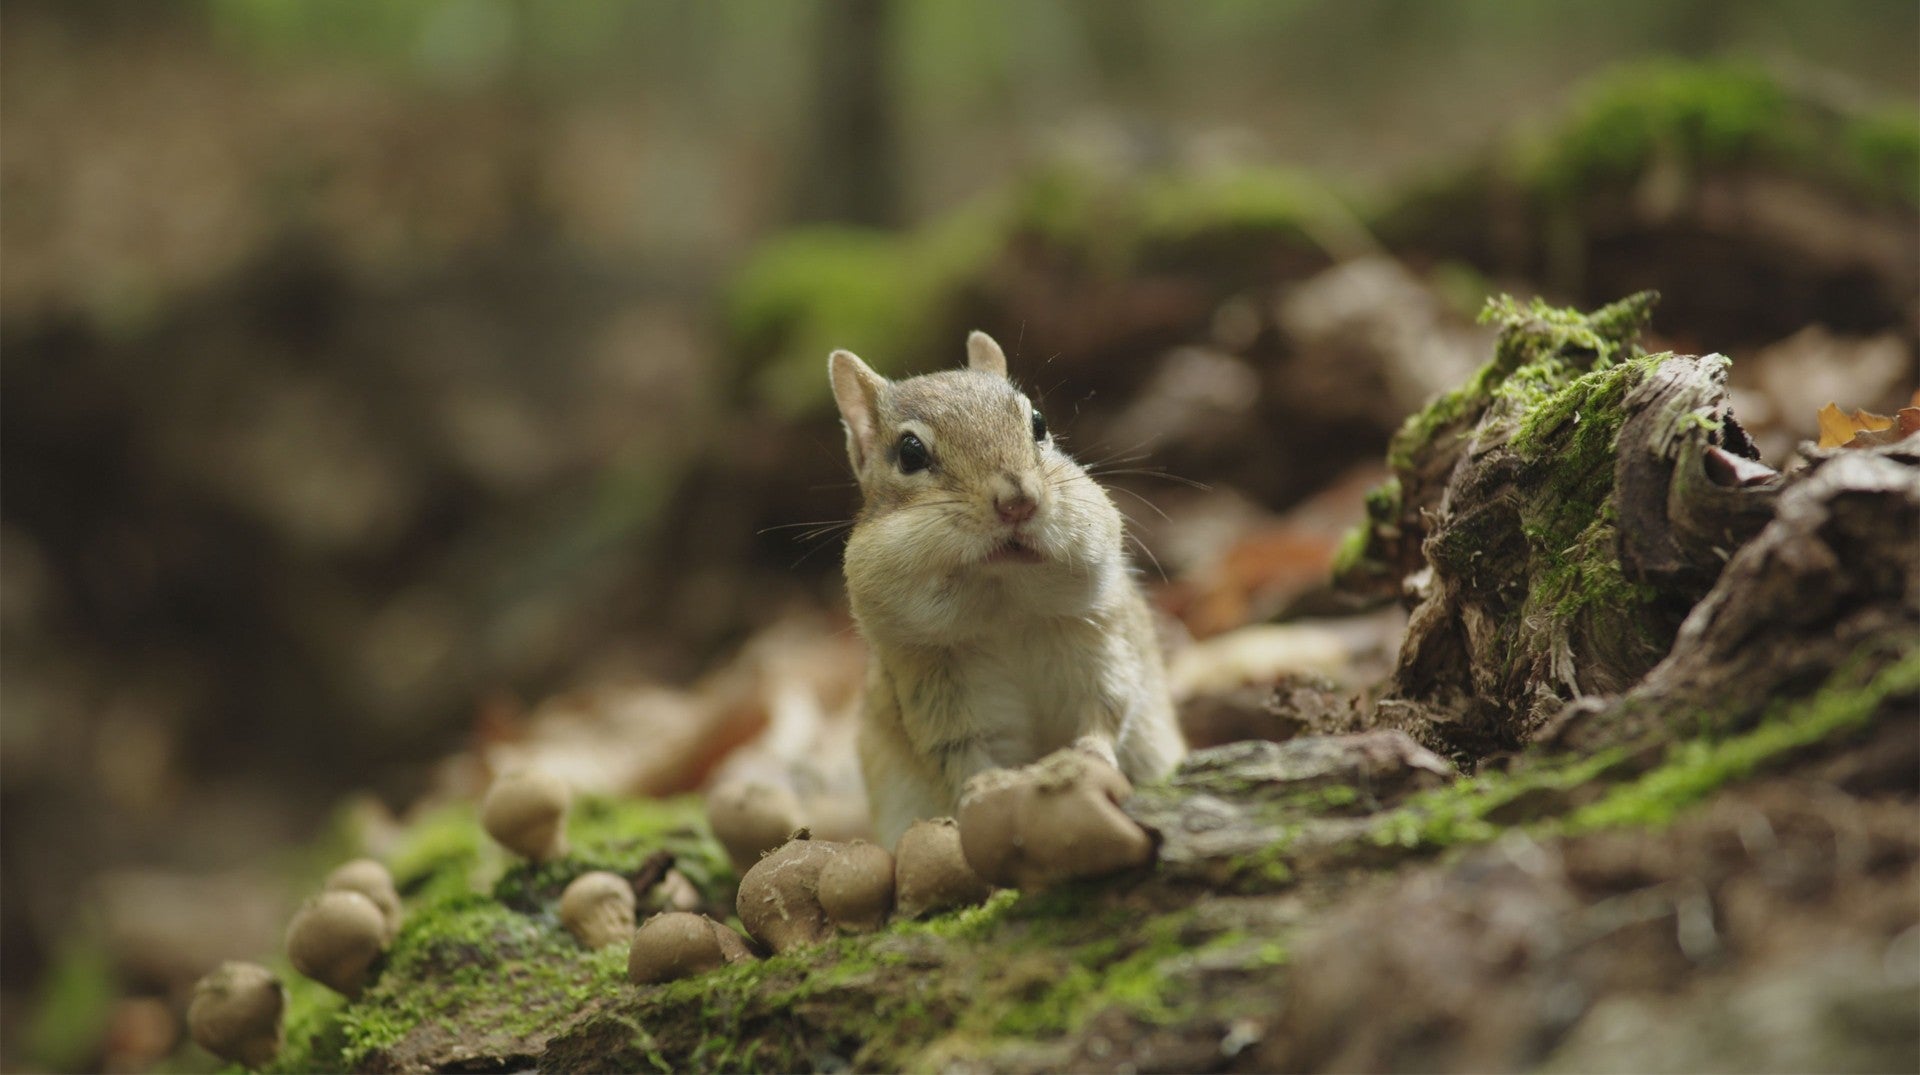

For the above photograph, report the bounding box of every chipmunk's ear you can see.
[965,331,1007,377]
[830,349,887,472]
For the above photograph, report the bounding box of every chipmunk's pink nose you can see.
[995,492,1037,524]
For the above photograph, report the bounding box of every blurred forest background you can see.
[2,0,1915,1070]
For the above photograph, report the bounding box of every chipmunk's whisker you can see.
[798,523,856,542]
[1093,467,1211,491]
[1107,484,1171,523]
[1124,529,1169,583]
[759,518,854,534]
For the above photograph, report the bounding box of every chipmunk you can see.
[830,331,1186,848]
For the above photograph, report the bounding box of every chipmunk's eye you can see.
[1030,409,1048,442]
[896,432,931,474]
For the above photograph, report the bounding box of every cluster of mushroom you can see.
[474,768,736,986]
[186,857,403,1068]
[183,767,561,1070]
[624,816,993,987]
[741,819,990,948]
[553,860,750,985]
[711,741,1155,899]
[186,750,1159,1064]
[288,858,405,997]
[642,742,1155,986]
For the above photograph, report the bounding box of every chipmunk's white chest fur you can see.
[904,568,1136,765]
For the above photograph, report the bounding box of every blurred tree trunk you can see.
[795,0,900,227]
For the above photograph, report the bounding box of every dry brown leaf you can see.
[1814,391,1920,449]
[1844,414,1920,448]
[1816,401,1895,448]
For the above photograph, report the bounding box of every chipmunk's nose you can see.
[990,470,1036,525]
[995,493,1037,525]
[992,473,1039,524]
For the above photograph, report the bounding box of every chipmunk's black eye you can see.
[896,432,930,474]
[1030,408,1048,442]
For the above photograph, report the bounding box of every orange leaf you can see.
[1816,401,1897,449]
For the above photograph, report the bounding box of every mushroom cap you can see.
[481,769,572,861]
[286,890,388,998]
[706,781,804,874]
[647,869,703,913]
[627,912,754,984]
[893,817,992,919]
[560,871,638,949]
[953,768,1025,887]
[958,748,1153,891]
[323,858,402,942]
[816,840,895,933]
[188,961,285,1069]
[735,835,844,952]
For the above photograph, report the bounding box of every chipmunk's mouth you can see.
[984,537,1044,565]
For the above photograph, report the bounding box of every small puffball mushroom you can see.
[481,768,571,861]
[323,858,402,942]
[560,871,637,949]
[957,747,1154,891]
[286,890,388,997]
[648,868,702,913]
[736,834,844,952]
[893,817,991,919]
[706,781,804,874]
[816,839,895,933]
[627,912,755,984]
[188,961,285,1069]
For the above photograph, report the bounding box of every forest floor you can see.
[8,45,1916,1074]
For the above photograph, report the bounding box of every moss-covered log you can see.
[231,293,1917,1075]
[1339,291,1916,775]
[1343,294,1744,760]
[248,669,1916,1073]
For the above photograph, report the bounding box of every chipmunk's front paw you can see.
[955,746,1155,890]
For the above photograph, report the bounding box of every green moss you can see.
[273,794,718,1072]
[988,910,1194,1037]
[891,888,1021,942]
[1567,648,1920,831]
[727,165,1346,419]
[601,885,1232,1071]
[1332,476,1401,587]
[1506,345,1664,636]
[728,228,935,415]
[1482,292,1655,416]
[1385,378,1480,474]
[1473,297,1665,701]
[493,794,733,910]
[1847,105,1920,205]
[1374,293,1659,640]
[1373,748,1629,850]
[1223,841,1298,892]
[1372,643,1920,854]
[1135,167,1330,244]
[24,927,116,1073]
[1520,59,1919,208]
[1526,506,1659,631]
[384,802,493,906]
[729,192,1015,418]
[264,970,348,1074]
[1330,522,1371,580]
[331,896,628,1062]
[1383,289,1653,477]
